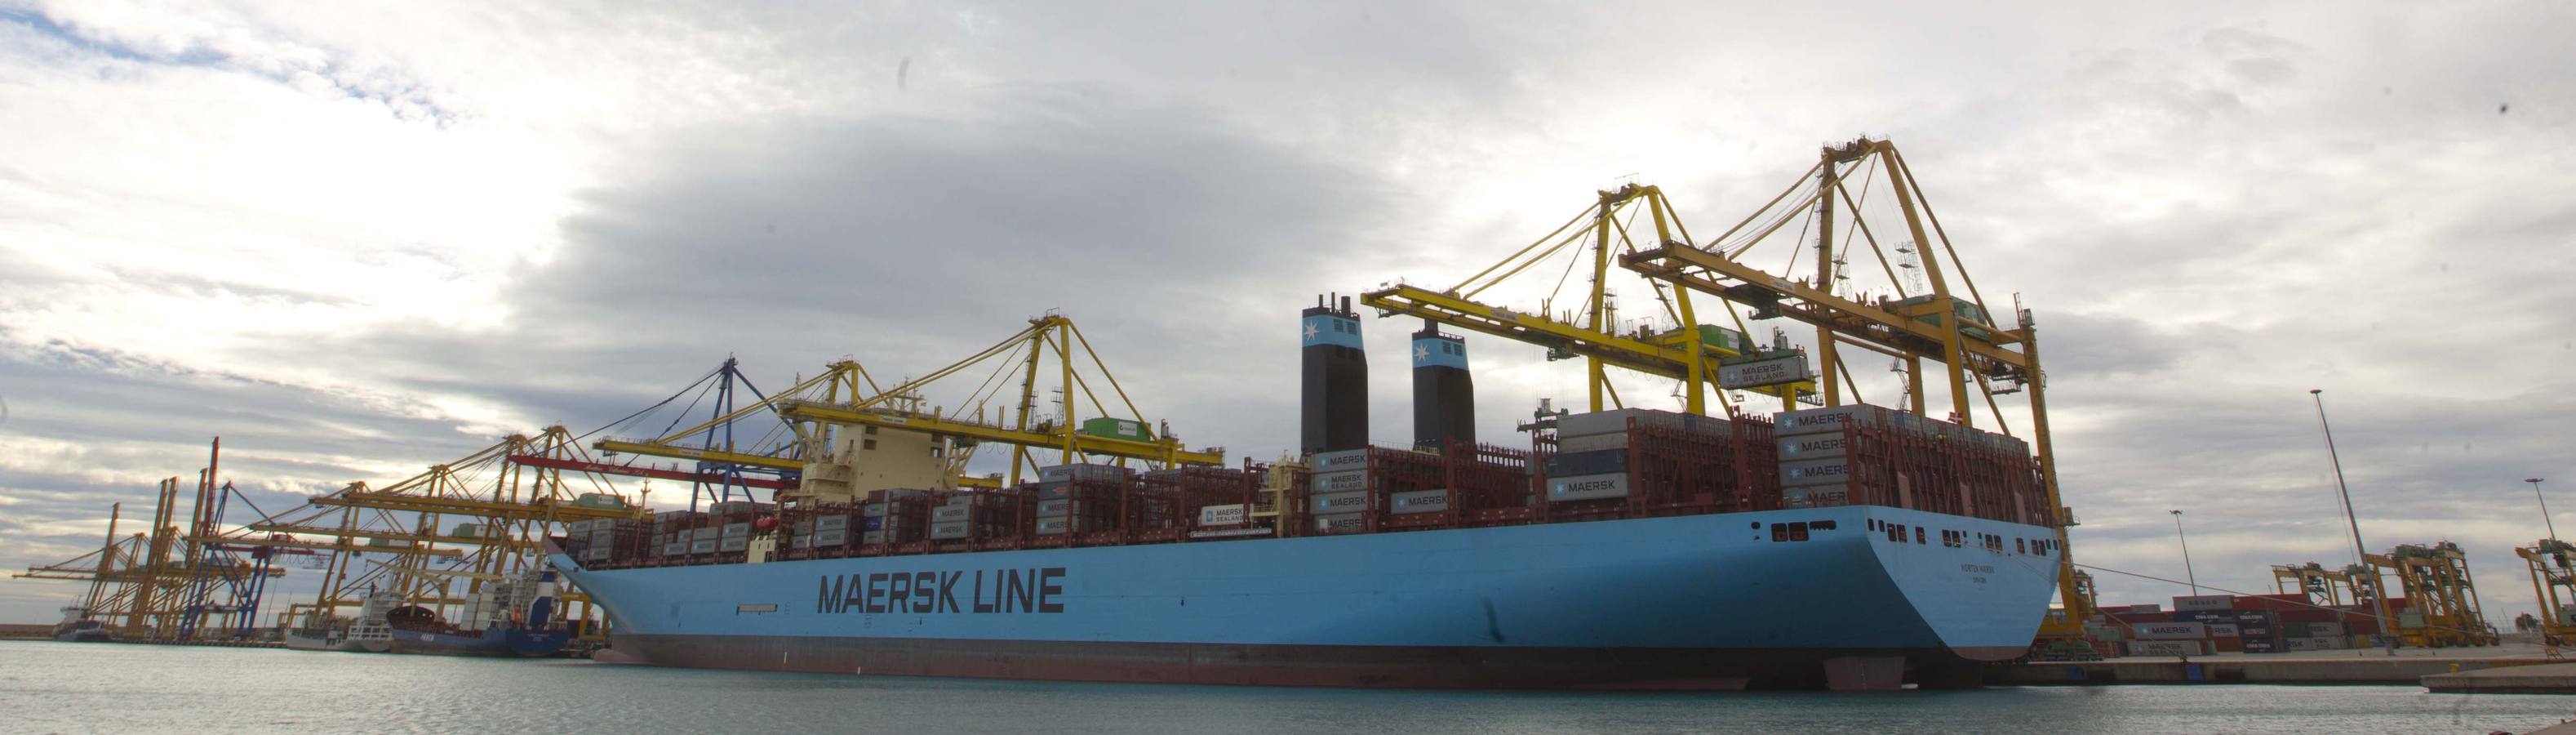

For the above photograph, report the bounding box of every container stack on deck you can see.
[1291,442,1533,536]
[1541,408,1778,520]
[1770,403,2049,526]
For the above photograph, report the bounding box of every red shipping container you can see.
[2211,637,2245,653]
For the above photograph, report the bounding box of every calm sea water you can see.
[3,641,2572,734]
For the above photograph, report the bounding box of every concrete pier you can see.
[2423,662,2576,694]
[1988,642,2567,686]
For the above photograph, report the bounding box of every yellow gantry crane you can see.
[2275,562,2356,607]
[2517,539,2576,642]
[2366,542,2497,647]
[260,426,642,629]
[1601,137,2085,643]
[773,314,1224,497]
[1361,183,1811,417]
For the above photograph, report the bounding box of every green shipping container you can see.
[1664,324,1750,354]
[1078,417,1151,441]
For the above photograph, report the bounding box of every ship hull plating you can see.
[560,506,2057,688]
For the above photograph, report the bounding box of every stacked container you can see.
[1770,403,2047,525]
[1035,464,1135,541]
[861,488,931,546]
[1541,408,1775,520]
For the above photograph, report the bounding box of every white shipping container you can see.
[1310,470,1369,492]
[931,506,970,523]
[722,522,751,537]
[1308,448,1370,472]
[1313,514,1366,533]
[1775,433,1850,460]
[689,538,719,555]
[1717,354,1813,390]
[815,515,850,531]
[661,541,687,556]
[1197,504,1246,526]
[1556,408,1721,438]
[929,521,970,540]
[2132,622,2207,640]
[1777,458,1887,488]
[1782,487,1850,509]
[1309,491,1370,514]
[812,529,848,546]
[862,503,889,518]
[1555,433,1630,453]
[1546,473,1628,502]
[2174,595,2234,612]
[717,537,748,552]
[1389,490,1450,514]
[2128,640,2203,657]
[1772,404,1895,437]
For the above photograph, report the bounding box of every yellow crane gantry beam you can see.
[775,400,1223,467]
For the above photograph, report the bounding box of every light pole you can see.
[2312,389,2396,655]
[2531,478,2555,542]
[2171,510,2201,595]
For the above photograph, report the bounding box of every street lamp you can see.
[2312,389,2397,656]
[2171,510,2200,595]
[2531,478,2555,542]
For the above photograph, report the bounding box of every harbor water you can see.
[5,641,2573,733]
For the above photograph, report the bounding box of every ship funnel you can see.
[1411,319,1473,452]
[1301,293,1367,456]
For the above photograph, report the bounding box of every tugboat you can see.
[282,591,396,653]
[51,606,112,643]
[384,568,572,657]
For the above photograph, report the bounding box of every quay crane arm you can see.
[775,314,1224,486]
[1361,184,1812,417]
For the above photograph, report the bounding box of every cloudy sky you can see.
[2,0,2570,630]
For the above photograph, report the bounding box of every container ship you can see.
[51,606,112,643]
[552,301,2063,691]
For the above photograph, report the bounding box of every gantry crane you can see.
[774,314,1224,500]
[263,427,642,632]
[2365,542,2498,647]
[1610,137,2085,644]
[592,358,1019,499]
[16,470,291,640]
[2276,562,2356,607]
[2518,539,2576,643]
[1361,184,1812,417]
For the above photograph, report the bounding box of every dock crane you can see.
[773,314,1224,497]
[1613,137,2089,651]
[2518,539,2576,644]
[1360,184,1813,417]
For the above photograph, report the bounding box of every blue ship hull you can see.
[556,506,2058,689]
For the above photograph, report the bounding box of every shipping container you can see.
[2129,640,2203,657]
[2174,595,2233,612]
[813,529,848,546]
[931,506,971,523]
[1771,404,1898,437]
[1389,489,1450,514]
[930,521,971,540]
[2241,637,2279,653]
[815,515,850,531]
[1310,491,1370,514]
[1037,464,1133,483]
[1777,457,1890,488]
[1774,433,1850,461]
[689,538,718,555]
[718,537,748,553]
[1556,433,1631,453]
[1310,470,1369,492]
[1312,514,1366,534]
[1555,408,1726,438]
[1197,504,1246,526]
[722,522,751,537]
[1308,448,1370,472]
[2207,623,2241,638]
[2133,621,2206,640]
[1077,416,1151,442]
[1545,473,1628,502]
[1543,449,1628,478]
